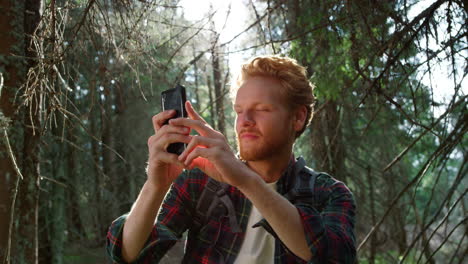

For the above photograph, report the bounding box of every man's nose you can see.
[239,111,255,127]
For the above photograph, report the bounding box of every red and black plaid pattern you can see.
[106,162,356,263]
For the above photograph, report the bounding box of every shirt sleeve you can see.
[106,170,200,263]
[297,175,356,263]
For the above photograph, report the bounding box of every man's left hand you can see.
[170,101,251,188]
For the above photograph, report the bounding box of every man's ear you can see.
[293,105,307,132]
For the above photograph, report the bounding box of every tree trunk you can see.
[411,198,435,264]
[66,115,84,241]
[101,83,113,182]
[66,120,84,240]
[211,40,225,135]
[63,57,84,243]
[367,166,376,264]
[114,79,133,212]
[89,77,105,242]
[309,100,345,180]
[0,0,42,262]
[18,1,43,263]
[0,0,23,260]
[192,44,200,111]
[206,74,216,129]
[100,72,116,239]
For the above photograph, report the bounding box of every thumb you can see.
[185,101,206,123]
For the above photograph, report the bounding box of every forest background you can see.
[0,0,466,263]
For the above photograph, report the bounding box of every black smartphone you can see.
[161,84,188,155]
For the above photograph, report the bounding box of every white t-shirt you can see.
[234,182,277,264]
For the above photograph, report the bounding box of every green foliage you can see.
[275,0,467,262]
[0,111,10,130]
[6,1,210,261]
[3,0,465,262]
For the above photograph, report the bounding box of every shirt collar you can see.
[276,155,300,195]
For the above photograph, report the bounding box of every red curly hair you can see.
[231,55,315,137]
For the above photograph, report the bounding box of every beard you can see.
[236,132,292,161]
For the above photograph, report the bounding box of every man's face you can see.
[234,76,296,161]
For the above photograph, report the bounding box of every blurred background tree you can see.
[0,0,466,263]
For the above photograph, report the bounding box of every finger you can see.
[169,118,215,137]
[184,147,211,167]
[153,151,185,167]
[178,135,217,161]
[147,135,156,146]
[152,110,176,133]
[154,124,190,141]
[151,133,192,152]
[186,101,206,122]
[164,133,192,147]
[184,156,207,171]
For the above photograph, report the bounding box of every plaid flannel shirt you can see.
[106,158,356,263]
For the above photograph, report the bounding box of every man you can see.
[107,56,356,263]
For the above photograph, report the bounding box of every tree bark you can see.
[18,1,43,263]
[99,69,113,237]
[309,100,345,179]
[211,40,225,135]
[89,77,105,242]
[209,13,225,135]
[192,44,201,111]
[63,56,84,243]
[367,166,376,264]
[0,0,42,262]
[114,79,133,212]
[66,111,84,242]
[206,74,216,129]
[0,0,22,260]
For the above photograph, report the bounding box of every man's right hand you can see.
[121,109,191,262]
[146,109,191,191]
